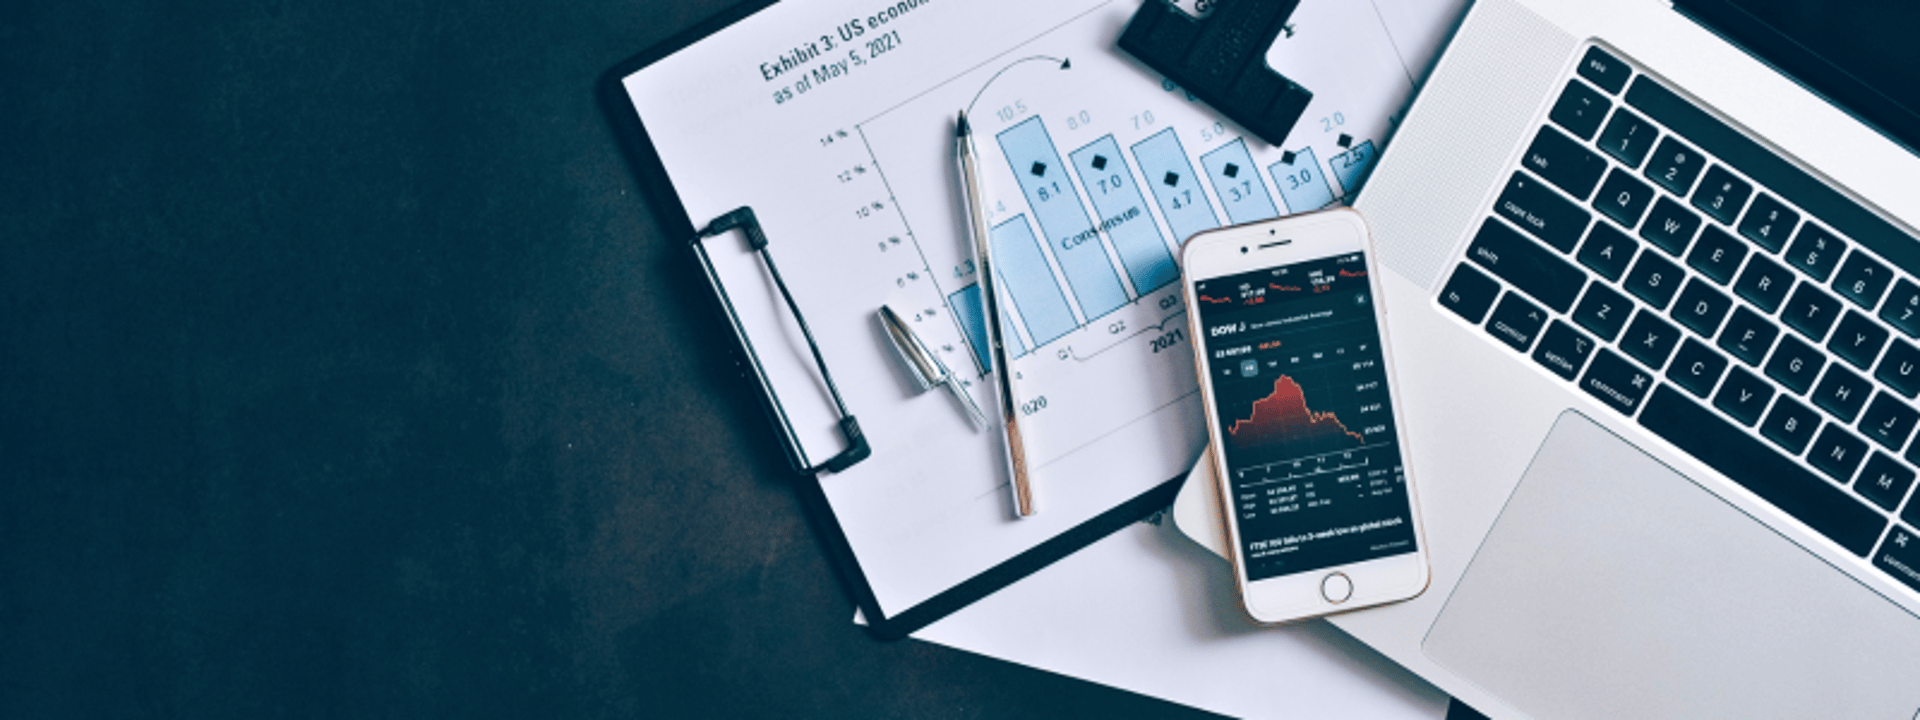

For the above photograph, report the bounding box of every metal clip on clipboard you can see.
[689,206,870,475]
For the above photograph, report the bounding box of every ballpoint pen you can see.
[955,109,1036,518]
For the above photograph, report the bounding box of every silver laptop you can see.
[1276,0,1920,716]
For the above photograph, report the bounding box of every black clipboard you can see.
[597,0,1186,640]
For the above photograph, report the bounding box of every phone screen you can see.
[1195,251,1417,582]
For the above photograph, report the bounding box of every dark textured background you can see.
[3,0,1883,717]
[1,0,1225,716]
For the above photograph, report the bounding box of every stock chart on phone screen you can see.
[1196,253,1416,581]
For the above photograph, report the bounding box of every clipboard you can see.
[597,0,1191,640]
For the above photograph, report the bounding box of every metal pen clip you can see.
[878,305,986,430]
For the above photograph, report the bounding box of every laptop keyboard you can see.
[1435,44,1920,593]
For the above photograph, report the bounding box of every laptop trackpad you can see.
[1424,411,1920,719]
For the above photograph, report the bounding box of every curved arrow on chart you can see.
[964,56,1072,116]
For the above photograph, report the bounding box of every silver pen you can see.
[955,110,1036,518]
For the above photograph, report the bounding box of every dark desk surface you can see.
[2,0,1218,715]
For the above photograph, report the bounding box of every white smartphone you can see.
[1181,208,1429,624]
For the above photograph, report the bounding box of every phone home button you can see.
[1321,572,1353,604]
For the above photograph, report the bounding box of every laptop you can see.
[1174,0,1920,716]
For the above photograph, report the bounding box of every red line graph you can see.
[1228,375,1364,451]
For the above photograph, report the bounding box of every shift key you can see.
[1466,217,1587,312]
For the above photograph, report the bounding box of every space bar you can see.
[1638,386,1884,557]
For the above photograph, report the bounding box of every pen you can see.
[878,303,986,429]
[956,110,1036,518]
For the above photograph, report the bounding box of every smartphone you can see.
[1181,208,1429,624]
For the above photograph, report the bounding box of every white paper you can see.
[914,518,1450,719]
[623,0,1441,619]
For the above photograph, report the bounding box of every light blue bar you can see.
[1067,135,1177,295]
[1130,128,1218,245]
[1329,139,1379,198]
[995,117,1128,320]
[1268,146,1335,213]
[949,283,1027,372]
[988,215,1077,347]
[1199,138,1279,224]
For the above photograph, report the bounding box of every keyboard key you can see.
[1875,339,1920,398]
[1640,385,1884,556]
[1858,391,1920,452]
[1592,168,1655,228]
[1685,225,1747,285]
[1549,79,1610,140]
[1596,107,1656,169]
[1486,292,1548,352]
[1689,165,1752,225]
[1671,278,1732,337]
[1580,348,1655,415]
[1880,279,1920,337]
[1828,310,1889,370]
[1532,320,1596,380]
[1831,251,1892,310]
[1765,332,1826,394]
[1439,263,1502,324]
[1812,364,1873,423]
[1808,424,1869,483]
[1760,394,1822,455]
[1717,305,1778,366]
[1854,453,1915,512]
[1908,492,1920,527]
[1872,526,1920,593]
[1577,45,1631,94]
[1493,171,1590,252]
[1639,196,1700,255]
[1714,364,1775,426]
[1572,282,1632,341]
[1738,193,1799,253]
[1623,251,1683,309]
[1785,223,1846,281]
[1732,253,1794,313]
[1622,309,1681,369]
[1465,218,1586,312]
[1782,282,1842,341]
[1520,126,1607,200]
[1666,337,1729,397]
[1644,136,1706,196]
[1576,222,1637,281]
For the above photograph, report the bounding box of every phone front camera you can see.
[1240,246,1248,254]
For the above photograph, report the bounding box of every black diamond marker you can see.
[1337,134,1352,148]
[1280,150,1296,164]
[1030,161,1047,177]
[1090,155,1107,170]
[1163,172,1180,187]
[1223,163,1240,178]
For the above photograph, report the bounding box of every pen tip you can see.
[955,111,969,138]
